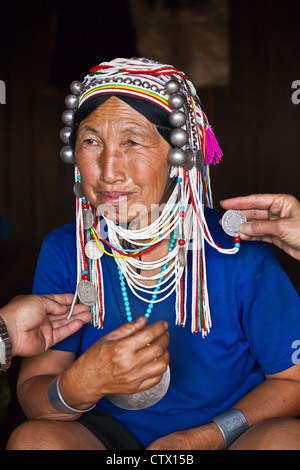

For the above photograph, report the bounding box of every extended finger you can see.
[48,310,92,328]
[133,351,170,391]
[136,330,169,365]
[31,294,81,318]
[221,194,279,211]
[43,293,77,306]
[51,318,92,345]
[104,316,148,342]
[123,320,169,354]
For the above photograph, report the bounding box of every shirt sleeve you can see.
[238,245,300,375]
[32,227,83,353]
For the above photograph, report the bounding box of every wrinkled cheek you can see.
[80,180,98,208]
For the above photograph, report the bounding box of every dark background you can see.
[0,0,299,449]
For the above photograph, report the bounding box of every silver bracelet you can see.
[48,375,96,414]
[212,408,249,449]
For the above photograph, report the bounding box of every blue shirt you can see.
[32,208,300,447]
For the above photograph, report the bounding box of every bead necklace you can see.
[117,230,177,322]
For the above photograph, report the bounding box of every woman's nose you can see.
[100,145,126,184]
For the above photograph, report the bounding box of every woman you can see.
[7,58,300,450]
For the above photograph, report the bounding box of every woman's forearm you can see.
[18,375,82,421]
[234,375,300,426]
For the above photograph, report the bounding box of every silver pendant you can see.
[84,239,104,260]
[183,149,195,171]
[77,280,98,306]
[83,209,94,230]
[73,181,85,198]
[178,246,186,266]
[221,210,247,237]
[196,149,205,171]
[106,366,170,410]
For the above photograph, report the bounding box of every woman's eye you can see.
[83,138,97,145]
[127,139,140,147]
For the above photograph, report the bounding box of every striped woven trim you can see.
[79,83,172,113]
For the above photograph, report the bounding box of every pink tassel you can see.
[204,125,223,165]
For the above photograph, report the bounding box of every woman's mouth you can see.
[99,191,134,205]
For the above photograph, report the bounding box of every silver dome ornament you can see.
[170,128,189,147]
[168,94,184,110]
[60,145,76,164]
[106,366,170,410]
[168,110,186,128]
[65,94,79,110]
[183,149,195,171]
[70,80,83,96]
[168,148,187,167]
[60,126,72,145]
[62,109,75,126]
[164,79,180,95]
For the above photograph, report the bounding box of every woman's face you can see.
[75,97,171,224]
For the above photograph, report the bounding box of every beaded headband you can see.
[60,57,223,170]
[59,58,241,335]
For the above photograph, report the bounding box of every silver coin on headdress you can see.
[196,149,205,171]
[77,280,98,306]
[106,365,170,410]
[84,239,104,260]
[183,149,195,171]
[221,210,247,237]
[82,209,94,230]
[73,181,85,198]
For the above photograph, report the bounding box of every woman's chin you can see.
[97,202,150,228]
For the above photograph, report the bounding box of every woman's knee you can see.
[6,419,105,450]
[230,417,300,450]
[6,420,55,450]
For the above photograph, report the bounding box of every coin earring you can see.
[70,166,105,327]
[221,210,246,249]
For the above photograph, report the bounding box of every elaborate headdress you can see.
[60,58,242,336]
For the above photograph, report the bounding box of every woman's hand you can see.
[59,316,170,410]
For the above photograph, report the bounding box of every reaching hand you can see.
[59,317,170,410]
[0,294,92,357]
[221,194,300,260]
